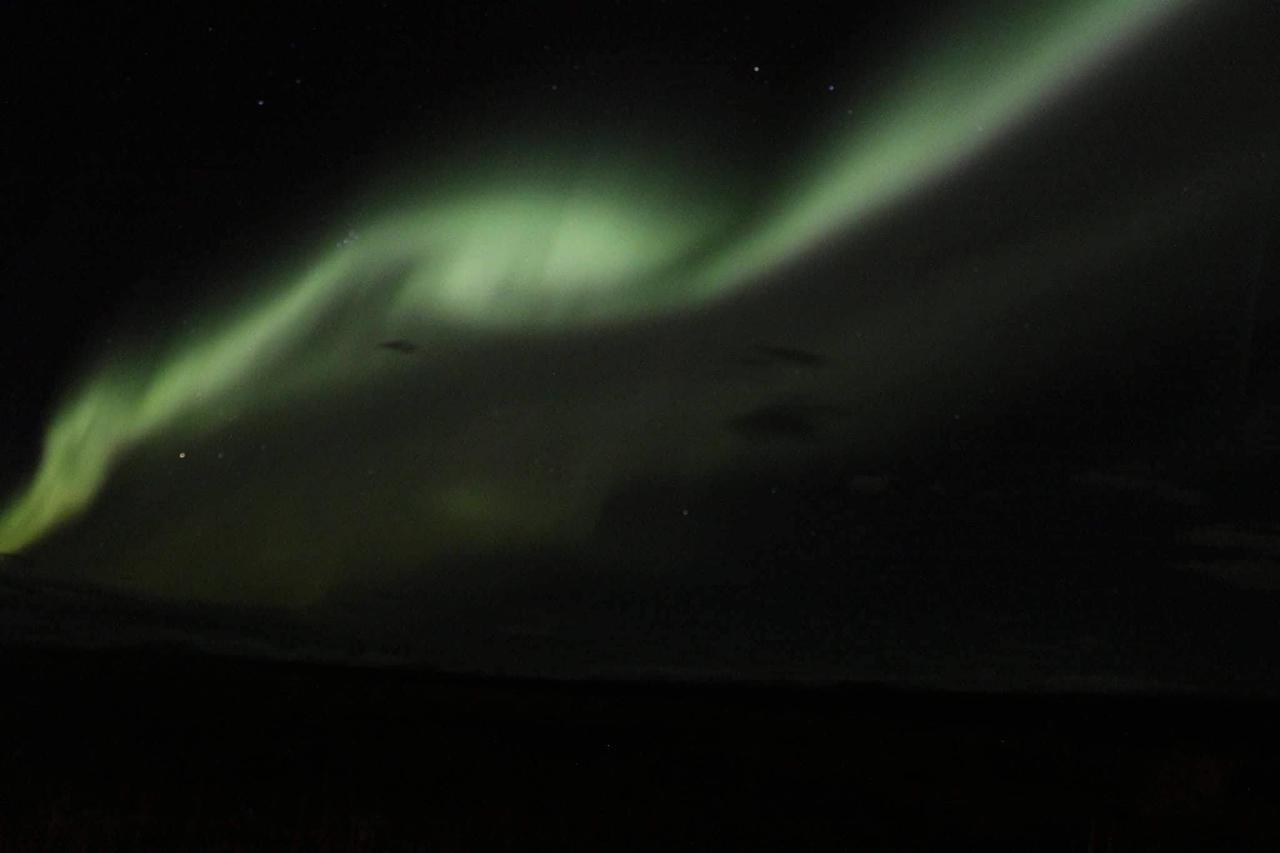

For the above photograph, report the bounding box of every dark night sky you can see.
[3,1,1280,689]
[2,1,937,465]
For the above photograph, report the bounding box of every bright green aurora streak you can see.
[0,0,1189,559]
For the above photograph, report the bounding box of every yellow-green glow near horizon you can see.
[0,0,1190,558]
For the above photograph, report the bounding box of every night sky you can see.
[3,0,1280,689]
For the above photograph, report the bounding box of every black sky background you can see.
[1,0,946,472]
[2,0,1275,450]
[3,1,1280,687]
[0,0,1272,487]
[9,9,1280,847]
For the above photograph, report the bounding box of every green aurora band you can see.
[0,0,1190,560]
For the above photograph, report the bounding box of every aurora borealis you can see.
[9,13,1280,849]
[0,0,1197,570]
[0,0,1278,694]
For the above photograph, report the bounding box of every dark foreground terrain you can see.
[2,647,1280,851]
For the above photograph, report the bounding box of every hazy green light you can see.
[703,0,1190,284]
[0,0,1188,559]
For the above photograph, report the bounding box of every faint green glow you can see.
[0,0,1188,559]
[702,0,1191,284]
[378,179,728,324]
